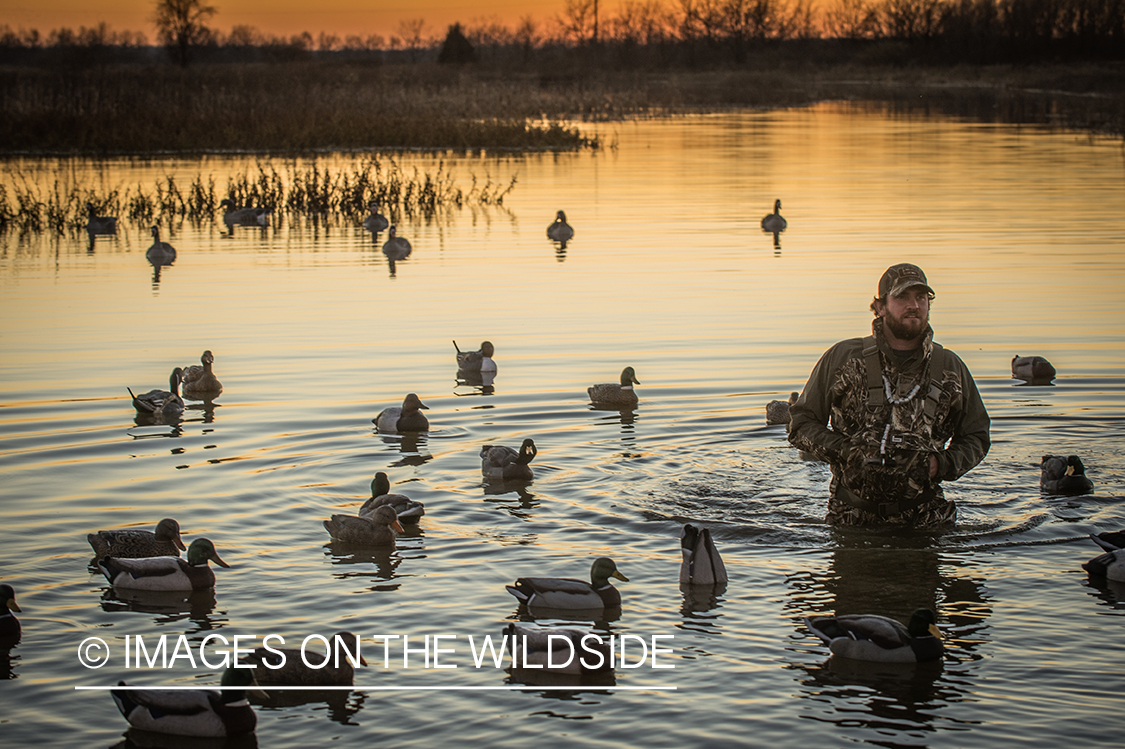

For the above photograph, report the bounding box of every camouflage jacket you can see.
[788,319,990,519]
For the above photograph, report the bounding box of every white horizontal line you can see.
[78,685,677,691]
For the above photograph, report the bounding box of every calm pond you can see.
[2,102,1124,749]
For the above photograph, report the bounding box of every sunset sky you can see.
[2,0,566,40]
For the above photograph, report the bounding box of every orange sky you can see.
[1,0,566,41]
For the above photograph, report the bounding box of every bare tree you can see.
[396,18,427,59]
[152,0,216,65]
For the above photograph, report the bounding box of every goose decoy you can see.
[145,226,176,265]
[363,201,389,234]
[1082,548,1125,581]
[112,665,261,737]
[99,538,229,591]
[1089,530,1125,552]
[1012,355,1056,383]
[88,518,186,560]
[240,631,367,686]
[359,471,425,522]
[324,504,404,547]
[765,391,799,425]
[547,210,574,243]
[761,199,787,232]
[382,225,412,258]
[504,623,612,674]
[679,523,728,585]
[481,438,538,481]
[804,608,943,663]
[0,584,20,641]
[219,198,270,228]
[588,367,640,408]
[181,349,223,398]
[373,393,430,432]
[506,557,628,612]
[454,340,497,373]
[86,202,117,236]
[1040,454,1094,495]
[128,367,185,417]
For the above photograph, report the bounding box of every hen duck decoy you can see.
[1089,530,1125,552]
[220,198,270,228]
[588,367,640,408]
[547,210,574,243]
[761,199,787,232]
[454,340,497,373]
[373,393,430,433]
[363,201,389,234]
[145,226,177,265]
[506,557,628,612]
[382,225,412,258]
[1012,355,1056,383]
[112,665,261,737]
[766,391,799,425]
[128,367,185,417]
[86,202,117,236]
[88,518,186,560]
[504,623,612,673]
[1040,454,1094,495]
[324,504,404,547]
[481,438,538,481]
[239,631,367,686]
[679,523,728,585]
[804,608,943,663]
[181,349,223,398]
[99,537,229,591]
[359,471,425,522]
[0,584,20,641]
[1082,548,1125,582]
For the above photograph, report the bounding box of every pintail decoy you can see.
[761,199,787,232]
[220,198,270,228]
[454,340,497,373]
[1089,530,1125,552]
[1082,548,1125,582]
[804,608,943,663]
[88,518,186,560]
[128,367,185,417]
[1012,355,1056,383]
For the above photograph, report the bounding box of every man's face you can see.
[877,286,930,344]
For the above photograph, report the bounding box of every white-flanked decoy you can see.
[382,225,412,258]
[1082,548,1125,581]
[679,523,728,585]
[112,665,261,737]
[1012,355,1056,383]
[804,608,943,663]
[1090,530,1125,552]
[507,557,628,612]
[454,340,497,373]
[481,438,538,481]
[220,198,270,228]
[99,538,229,591]
[373,393,430,433]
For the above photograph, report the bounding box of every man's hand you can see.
[929,454,939,480]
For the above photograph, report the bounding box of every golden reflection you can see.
[99,587,218,625]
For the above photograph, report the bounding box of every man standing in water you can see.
[788,263,990,527]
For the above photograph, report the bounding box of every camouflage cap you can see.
[878,263,935,299]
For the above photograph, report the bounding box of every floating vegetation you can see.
[0,158,518,235]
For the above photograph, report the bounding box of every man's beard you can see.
[884,311,928,343]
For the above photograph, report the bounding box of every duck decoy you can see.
[504,623,612,674]
[86,202,117,236]
[359,471,425,522]
[0,584,20,641]
[88,518,186,560]
[382,225,412,258]
[766,391,799,425]
[1012,355,1056,383]
[679,523,728,585]
[761,199,787,232]
[181,349,223,398]
[588,367,640,408]
[324,504,404,547]
[112,665,261,737]
[145,226,176,265]
[1089,530,1125,552]
[506,557,628,612]
[1040,454,1094,495]
[373,393,430,433]
[547,210,574,243]
[481,438,538,481]
[804,608,943,663]
[240,631,367,686]
[454,340,497,373]
[220,198,271,228]
[128,367,185,417]
[1082,548,1125,582]
[363,201,389,234]
[99,538,229,591]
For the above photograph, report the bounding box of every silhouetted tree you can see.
[438,23,477,63]
[152,0,216,65]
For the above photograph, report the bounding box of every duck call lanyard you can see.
[862,336,944,465]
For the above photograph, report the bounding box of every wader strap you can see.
[838,481,929,518]
[862,336,884,408]
[923,343,946,422]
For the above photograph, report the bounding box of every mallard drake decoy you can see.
[373,393,430,432]
[112,665,260,737]
[86,202,117,236]
[804,608,943,663]
[181,349,223,398]
[324,504,404,547]
[382,225,412,258]
[240,631,367,685]
[359,471,425,522]
[506,557,628,611]
[454,340,497,373]
[679,523,728,585]
[1089,530,1125,552]
[220,198,270,228]
[1012,355,1056,383]
[504,623,612,673]
[88,518,186,560]
[145,226,176,265]
[588,367,640,408]
[761,199,787,232]
[1082,548,1125,581]
[547,210,574,242]
[363,201,389,234]
[99,537,229,591]
[765,391,799,425]
[481,438,538,481]
[128,367,185,417]
[1040,454,1094,495]
[0,584,20,641]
